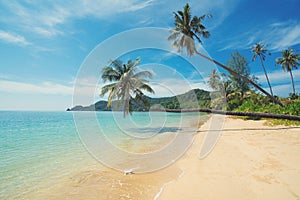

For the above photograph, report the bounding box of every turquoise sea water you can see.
[0,111,202,199]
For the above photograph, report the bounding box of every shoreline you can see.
[24,115,300,199]
[25,112,203,200]
[157,116,300,199]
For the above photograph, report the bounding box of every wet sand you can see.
[29,164,182,200]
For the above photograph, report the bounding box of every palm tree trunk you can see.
[194,50,283,106]
[259,55,273,96]
[161,108,300,121]
[289,69,296,94]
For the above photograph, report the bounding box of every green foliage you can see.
[208,69,223,90]
[276,48,300,94]
[147,89,211,110]
[289,93,300,100]
[168,3,211,56]
[100,58,154,117]
[225,52,258,94]
[71,89,211,111]
[235,94,300,126]
[251,42,273,96]
[216,52,260,111]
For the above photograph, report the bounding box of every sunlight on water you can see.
[0,111,205,199]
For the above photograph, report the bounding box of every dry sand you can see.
[159,117,300,200]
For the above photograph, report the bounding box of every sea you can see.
[0,111,205,199]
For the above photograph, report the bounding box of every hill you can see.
[67,89,211,111]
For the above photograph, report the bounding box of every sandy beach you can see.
[28,116,300,200]
[159,116,300,200]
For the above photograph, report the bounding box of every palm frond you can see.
[183,3,191,26]
[251,42,271,62]
[110,59,124,74]
[167,30,180,41]
[199,14,212,21]
[139,83,155,94]
[101,67,120,82]
[132,71,153,79]
[169,3,211,56]
[173,12,183,27]
[100,83,116,97]
[130,57,141,68]
[100,57,155,116]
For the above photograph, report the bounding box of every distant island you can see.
[67,89,211,111]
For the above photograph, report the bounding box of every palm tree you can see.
[251,42,273,96]
[208,69,222,90]
[100,58,154,117]
[168,3,282,106]
[276,48,300,94]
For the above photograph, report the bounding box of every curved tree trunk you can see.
[259,55,273,96]
[289,69,296,94]
[161,108,300,121]
[194,50,283,106]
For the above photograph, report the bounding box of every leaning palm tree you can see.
[168,3,282,106]
[251,42,273,96]
[276,48,300,94]
[100,58,154,117]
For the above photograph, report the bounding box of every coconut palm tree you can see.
[251,42,273,96]
[100,58,154,117]
[276,48,300,94]
[168,3,282,106]
[208,69,222,90]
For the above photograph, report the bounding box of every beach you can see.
[159,116,300,199]
[25,115,300,200]
[2,1,299,199]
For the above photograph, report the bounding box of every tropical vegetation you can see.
[206,49,300,125]
[70,89,211,111]
[168,3,282,106]
[251,42,273,96]
[97,3,299,124]
[235,94,300,126]
[276,48,300,95]
[100,58,154,117]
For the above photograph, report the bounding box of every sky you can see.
[0,0,300,111]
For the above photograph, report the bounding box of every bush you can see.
[235,95,300,126]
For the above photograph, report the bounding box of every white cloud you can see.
[193,0,238,30]
[0,30,30,45]
[146,0,238,30]
[32,27,63,37]
[269,22,300,50]
[255,69,300,85]
[0,78,109,99]
[2,0,155,37]
[254,69,300,96]
[0,80,73,95]
[267,84,300,97]
[1,0,238,38]
[0,73,16,80]
[221,20,300,52]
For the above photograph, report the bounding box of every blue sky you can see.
[0,0,300,110]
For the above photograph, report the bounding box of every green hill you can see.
[67,89,211,111]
